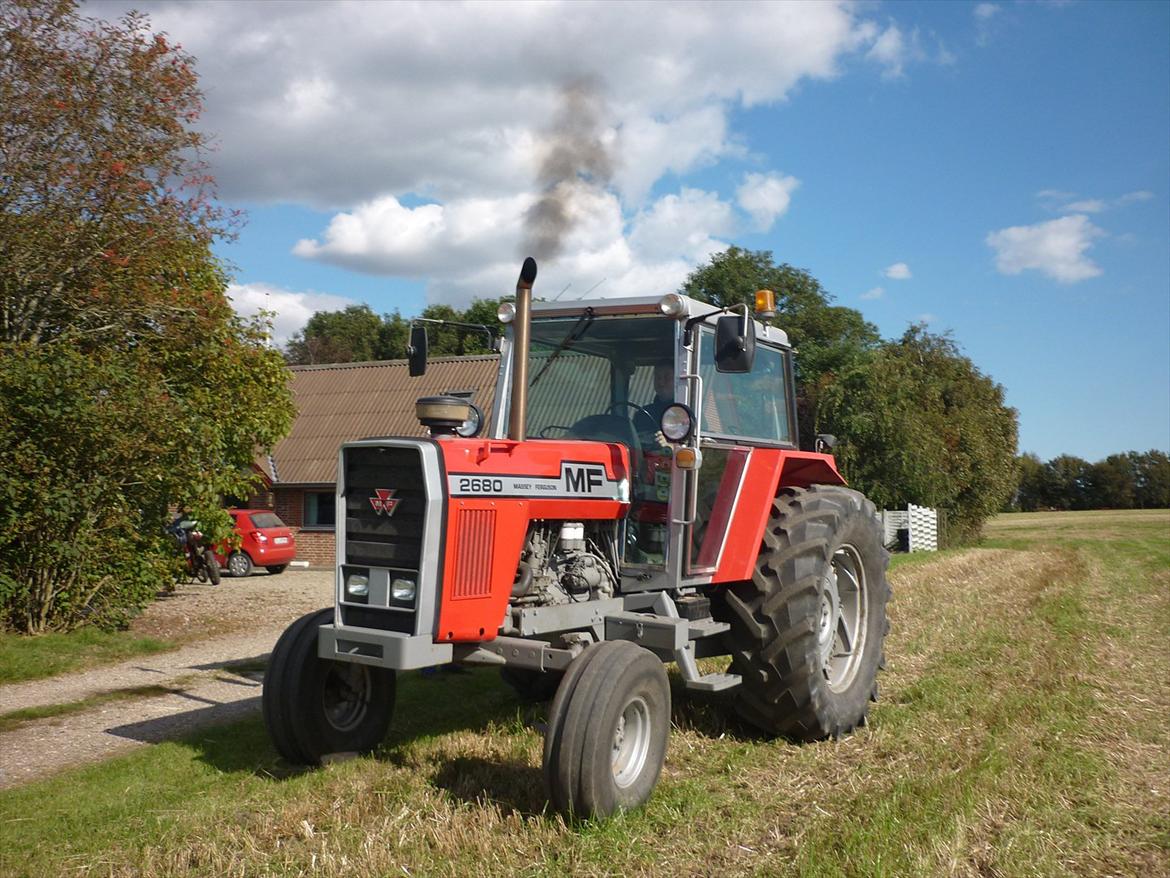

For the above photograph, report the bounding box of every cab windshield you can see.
[524,315,675,446]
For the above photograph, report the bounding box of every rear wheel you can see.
[262,608,396,764]
[228,551,253,578]
[714,485,890,740]
[543,641,670,818]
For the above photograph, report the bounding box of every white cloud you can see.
[986,214,1105,283]
[295,186,744,306]
[116,1,880,208]
[974,3,1001,20]
[1039,189,1155,213]
[883,262,912,280]
[1063,199,1108,213]
[860,286,885,300]
[736,172,800,231]
[227,282,355,344]
[867,25,911,79]
[916,312,938,325]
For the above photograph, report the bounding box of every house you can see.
[256,355,498,565]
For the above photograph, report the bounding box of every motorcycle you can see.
[166,516,221,586]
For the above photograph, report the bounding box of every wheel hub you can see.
[819,545,870,693]
[611,696,651,789]
[322,662,371,732]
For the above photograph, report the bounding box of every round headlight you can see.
[455,402,484,438]
[497,302,516,324]
[658,293,686,317]
[391,577,416,603]
[660,404,695,443]
[346,573,369,598]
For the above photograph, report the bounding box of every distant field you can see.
[0,509,1167,877]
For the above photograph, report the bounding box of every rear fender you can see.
[710,449,844,583]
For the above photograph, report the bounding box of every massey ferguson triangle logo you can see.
[369,488,400,516]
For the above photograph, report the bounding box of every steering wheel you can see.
[607,401,661,443]
[539,424,572,438]
[607,401,654,421]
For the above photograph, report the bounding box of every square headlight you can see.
[345,572,370,598]
[391,577,416,604]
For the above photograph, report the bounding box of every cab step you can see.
[685,672,741,693]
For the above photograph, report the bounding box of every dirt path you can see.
[0,569,334,789]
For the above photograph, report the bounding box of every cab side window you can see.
[697,329,793,444]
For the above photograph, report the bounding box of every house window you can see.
[304,491,336,528]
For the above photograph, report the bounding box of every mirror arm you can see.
[683,302,748,346]
[408,318,497,348]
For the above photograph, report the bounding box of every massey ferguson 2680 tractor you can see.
[263,258,889,818]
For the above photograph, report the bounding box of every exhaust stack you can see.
[508,257,538,441]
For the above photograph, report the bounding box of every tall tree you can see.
[819,326,1019,541]
[0,1,294,632]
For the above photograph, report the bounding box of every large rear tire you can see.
[262,608,396,764]
[543,641,670,818]
[714,485,890,740]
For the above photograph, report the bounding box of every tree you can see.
[1045,455,1093,510]
[1088,454,1136,509]
[1133,450,1170,508]
[284,298,504,365]
[818,326,1019,541]
[0,1,294,632]
[680,247,881,445]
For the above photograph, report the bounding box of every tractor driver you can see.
[635,363,675,446]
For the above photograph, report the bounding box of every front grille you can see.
[344,445,427,568]
[341,605,415,635]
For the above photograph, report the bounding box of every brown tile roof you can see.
[267,355,499,485]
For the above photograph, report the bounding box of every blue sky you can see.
[105,0,1169,462]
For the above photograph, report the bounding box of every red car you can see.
[215,509,297,577]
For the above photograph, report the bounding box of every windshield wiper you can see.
[530,307,595,388]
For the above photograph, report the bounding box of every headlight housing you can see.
[660,403,695,443]
[391,577,416,604]
[345,571,369,598]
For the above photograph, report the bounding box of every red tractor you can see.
[263,259,889,818]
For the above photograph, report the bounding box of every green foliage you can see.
[680,246,881,443]
[0,1,295,632]
[284,299,504,365]
[819,326,1019,542]
[1014,449,1170,511]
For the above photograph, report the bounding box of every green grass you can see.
[1,510,1167,877]
[0,628,173,685]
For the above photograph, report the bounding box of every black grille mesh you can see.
[344,445,427,568]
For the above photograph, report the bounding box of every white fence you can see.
[879,504,939,552]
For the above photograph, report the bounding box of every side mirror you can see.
[714,313,756,373]
[407,324,428,377]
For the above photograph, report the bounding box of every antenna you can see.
[579,277,606,299]
[551,282,572,302]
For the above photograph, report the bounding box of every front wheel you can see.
[262,608,396,764]
[543,641,670,818]
[715,485,890,740]
[202,549,221,585]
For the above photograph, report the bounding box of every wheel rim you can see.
[818,544,869,692]
[322,662,371,732]
[230,554,249,577]
[611,695,652,789]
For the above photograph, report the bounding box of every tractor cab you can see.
[489,292,804,587]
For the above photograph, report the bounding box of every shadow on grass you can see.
[430,755,548,817]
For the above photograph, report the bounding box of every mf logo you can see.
[369,488,400,516]
[562,463,605,494]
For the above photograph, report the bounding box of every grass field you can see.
[0,628,173,685]
[0,510,1166,877]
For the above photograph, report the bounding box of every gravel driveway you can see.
[0,569,334,789]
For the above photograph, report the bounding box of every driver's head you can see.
[653,363,673,401]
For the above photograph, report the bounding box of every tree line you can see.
[1012,451,1170,511]
[288,247,1021,544]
